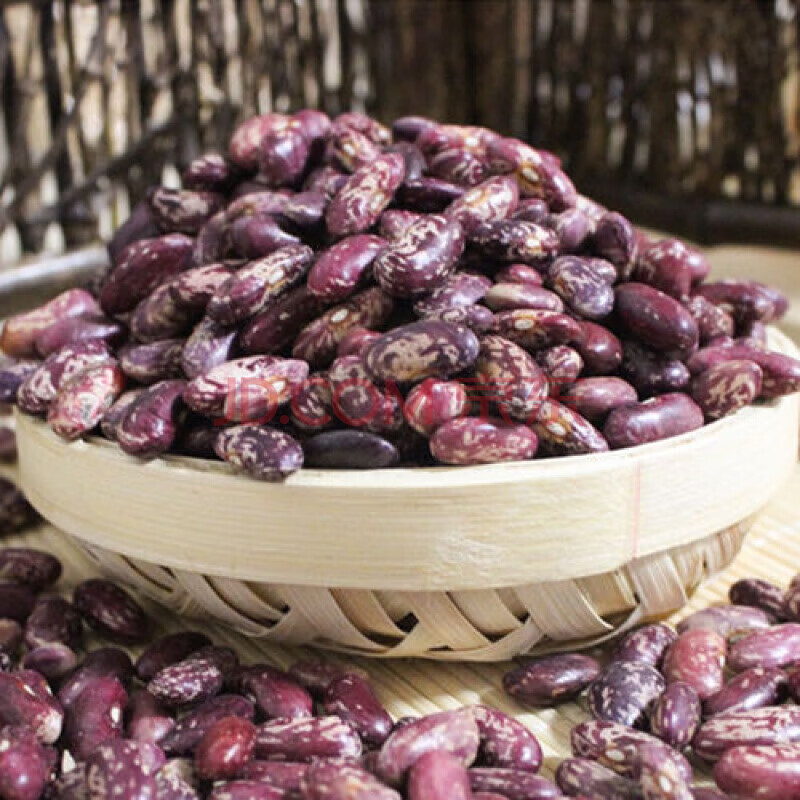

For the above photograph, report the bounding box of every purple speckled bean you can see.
[286,661,369,696]
[484,283,564,313]
[694,706,800,762]
[473,705,542,773]
[215,425,304,481]
[58,647,133,709]
[160,695,255,757]
[587,661,665,729]
[148,187,224,236]
[429,147,489,187]
[376,709,479,785]
[0,549,60,592]
[25,594,81,649]
[34,313,125,358]
[547,256,615,320]
[469,220,560,265]
[495,309,583,351]
[116,378,187,457]
[591,212,638,279]
[728,624,800,671]
[169,263,234,311]
[136,632,212,681]
[255,716,363,763]
[686,296,735,344]
[414,273,493,317]
[208,780,285,800]
[431,417,538,465]
[181,318,237,379]
[704,666,788,717]
[694,280,786,325]
[535,346,584,388]
[326,153,405,237]
[468,767,560,800]
[555,758,642,800]
[86,738,164,800]
[323,673,392,747]
[620,340,690,398]
[120,339,185,385]
[127,689,176,746]
[63,676,127,759]
[632,240,694,300]
[445,176,519,234]
[714,743,800,799]
[635,742,692,800]
[307,235,386,303]
[305,761,401,800]
[531,399,609,456]
[547,208,596,254]
[0,671,62,746]
[676,605,772,638]
[691,359,763,420]
[662,629,726,700]
[403,378,468,436]
[148,655,224,709]
[729,577,788,620]
[236,664,313,720]
[504,654,602,707]
[648,682,701,751]
[73,579,149,644]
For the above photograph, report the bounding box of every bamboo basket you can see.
[14,330,800,661]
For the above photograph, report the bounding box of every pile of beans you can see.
[1,110,799,478]
[1,532,800,798]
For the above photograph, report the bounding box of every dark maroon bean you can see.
[22,643,78,680]
[398,177,466,213]
[117,379,187,458]
[503,654,602,707]
[236,664,312,720]
[303,430,400,469]
[0,549,60,591]
[705,666,788,717]
[615,283,698,358]
[195,716,256,781]
[494,264,544,286]
[0,725,51,800]
[676,605,772,638]
[74,579,149,644]
[161,695,255,756]
[286,661,368,696]
[694,280,784,325]
[256,716,362,763]
[120,340,185,385]
[58,647,133,708]
[0,672,61,744]
[620,340,691,397]
[714,743,800,800]
[323,674,392,747]
[100,234,194,315]
[604,394,704,449]
[0,584,35,622]
[376,709,479,786]
[570,720,691,781]
[64,676,127,759]
[0,359,39,405]
[193,211,230,265]
[101,389,146,441]
[729,577,788,620]
[183,153,238,192]
[728,624,800,671]
[129,281,195,342]
[468,767,560,800]
[561,377,637,424]
[148,655,224,709]
[127,689,176,746]
[694,707,800,762]
[587,661,665,729]
[662,629,726,700]
[547,208,596,253]
[136,632,213,681]
[591,212,637,279]
[555,758,641,800]
[473,705,542,772]
[575,321,622,375]
[648,681,701,751]
[34,313,125,358]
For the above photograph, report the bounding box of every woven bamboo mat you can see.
[0,458,798,783]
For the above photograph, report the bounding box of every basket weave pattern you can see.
[77,522,748,660]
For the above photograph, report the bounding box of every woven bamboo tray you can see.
[14,330,800,661]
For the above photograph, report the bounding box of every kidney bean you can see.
[396,177,465,213]
[430,146,489,187]
[691,359,763,421]
[512,198,550,224]
[160,695,255,757]
[469,220,560,266]
[694,280,785,325]
[444,176,519,234]
[326,153,405,237]
[108,198,161,263]
[379,209,424,240]
[574,321,622,375]
[570,720,691,782]
[587,660,665,729]
[468,767,560,800]
[694,706,800,762]
[303,430,400,469]
[0,360,39,405]
[504,654,602,707]
[484,283,564,313]
[615,283,698,358]
[403,378,468,436]
[257,124,310,187]
[214,425,304,481]
[414,275,493,318]
[632,239,695,300]
[728,624,800,671]
[713,743,800,800]
[329,127,381,172]
[431,417,538,465]
[662,629,726,700]
[0,725,51,800]
[100,234,194,315]
[307,235,385,303]
[63,676,127,758]
[148,655,224,709]
[155,769,200,800]
[287,660,369,696]
[648,681,701,752]
[24,595,81,650]
[495,309,583,353]
[0,549,59,592]
[183,153,238,193]
[620,339,690,397]
[547,256,615,320]
[635,742,693,800]
[531,399,609,455]
[48,361,125,441]
[255,716,362,762]
[555,758,642,800]
[130,283,196,343]
[194,716,256,781]
[235,664,312,720]
[534,346,582,390]
[591,212,638,279]
[86,739,164,800]
[472,705,542,772]
[34,313,126,358]
[228,214,301,261]
[407,750,472,800]
[26,643,79,681]
[238,290,320,360]
[293,287,394,368]
[116,378,187,457]
[101,393,144,442]
[561,377,637,424]
[303,761,400,800]
[1,289,99,359]
[193,211,230,266]
[322,673,392,747]
[376,708,479,785]
[729,577,788,620]
[228,114,288,170]
[17,340,113,415]
[120,339,184,385]
[677,605,772,638]
[168,263,234,312]
[135,632,212,681]
[545,208,595,253]
[704,666,788,717]
[127,689,176,746]
[686,296,735,344]
[604,394,703,449]
[148,187,224,236]
[0,584,35,622]
[58,647,134,708]
[73,579,149,644]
